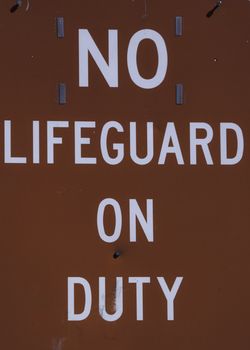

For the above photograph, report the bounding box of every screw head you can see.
[113,251,121,259]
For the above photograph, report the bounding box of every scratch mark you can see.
[25,0,30,11]
[142,0,148,18]
[52,338,65,350]
[206,1,223,18]
[113,282,122,312]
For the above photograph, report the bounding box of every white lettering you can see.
[75,121,96,164]
[129,199,154,242]
[99,277,123,321]
[158,122,184,164]
[67,277,92,321]
[97,198,122,243]
[4,120,27,164]
[127,29,168,89]
[101,121,124,165]
[220,122,244,165]
[79,29,118,87]
[128,277,151,321]
[157,277,183,321]
[47,121,69,164]
[130,122,154,165]
[190,122,213,165]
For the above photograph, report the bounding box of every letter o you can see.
[127,29,168,89]
[97,198,122,243]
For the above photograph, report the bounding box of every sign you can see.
[1,0,249,349]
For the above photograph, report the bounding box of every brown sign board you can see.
[0,0,250,349]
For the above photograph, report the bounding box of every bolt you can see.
[113,251,121,259]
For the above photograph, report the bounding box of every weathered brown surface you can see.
[0,0,249,349]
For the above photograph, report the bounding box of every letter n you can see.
[79,29,118,87]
